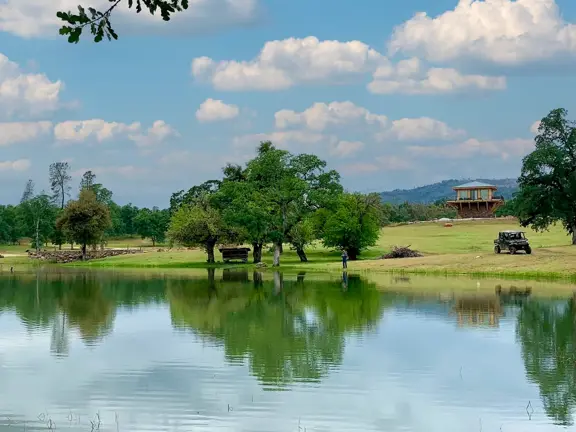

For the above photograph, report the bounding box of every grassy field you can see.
[37,218,573,281]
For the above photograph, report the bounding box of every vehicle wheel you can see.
[525,246,532,255]
[494,245,501,254]
[509,247,517,255]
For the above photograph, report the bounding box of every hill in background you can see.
[380,178,518,204]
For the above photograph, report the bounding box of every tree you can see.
[49,162,73,209]
[169,180,221,214]
[320,192,383,260]
[215,167,273,264]
[243,142,342,266]
[57,0,190,44]
[19,181,56,251]
[167,202,231,263]
[56,189,112,260]
[79,170,97,192]
[516,108,576,244]
[134,207,170,246]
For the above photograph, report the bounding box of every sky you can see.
[1,0,576,208]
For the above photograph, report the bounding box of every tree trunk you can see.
[152,238,156,247]
[297,272,306,284]
[273,242,281,267]
[296,246,308,262]
[273,271,283,295]
[70,242,74,250]
[206,239,216,263]
[58,243,62,251]
[348,248,359,261]
[35,218,40,252]
[207,268,216,287]
[253,271,263,287]
[572,230,576,245]
[252,242,263,263]
[81,243,87,261]
[279,243,283,254]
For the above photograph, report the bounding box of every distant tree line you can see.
[0,162,170,259]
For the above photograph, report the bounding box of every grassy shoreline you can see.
[2,219,576,282]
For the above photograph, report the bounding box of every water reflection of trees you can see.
[516,296,576,426]
[0,272,166,353]
[168,270,385,388]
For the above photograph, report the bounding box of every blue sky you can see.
[1,0,576,207]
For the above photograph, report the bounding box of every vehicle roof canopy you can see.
[500,230,525,234]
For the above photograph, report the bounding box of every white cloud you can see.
[368,57,506,94]
[275,101,464,143]
[530,120,541,134]
[0,159,30,172]
[0,121,52,146]
[129,120,178,148]
[196,98,240,122]
[330,140,365,158]
[0,0,259,39]
[388,0,576,65]
[54,119,177,147]
[0,53,63,118]
[275,101,387,131]
[385,117,466,141]
[192,36,383,91]
[408,138,534,160]
[54,119,141,144]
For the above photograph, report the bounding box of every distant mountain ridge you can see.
[380,178,518,204]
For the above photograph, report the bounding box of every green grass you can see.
[4,219,576,282]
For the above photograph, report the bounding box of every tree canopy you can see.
[57,0,190,43]
[515,108,576,244]
[56,189,112,259]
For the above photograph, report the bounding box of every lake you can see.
[0,269,575,432]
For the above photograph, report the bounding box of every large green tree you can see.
[56,189,112,260]
[515,108,576,244]
[319,192,383,260]
[243,142,342,266]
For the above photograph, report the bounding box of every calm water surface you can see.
[0,269,575,431]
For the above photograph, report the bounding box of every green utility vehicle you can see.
[494,230,532,255]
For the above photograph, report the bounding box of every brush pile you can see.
[380,245,423,259]
[27,249,143,263]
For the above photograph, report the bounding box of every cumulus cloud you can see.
[191,36,383,91]
[275,101,387,131]
[54,119,177,147]
[530,120,541,134]
[0,53,63,118]
[0,121,52,146]
[130,120,179,148]
[330,140,365,158]
[275,101,464,143]
[196,98,240,122]
[0,0,259,39]
[368,57,506,94]
[385,117,466,141]
[0,159,31,172]
[388,0,576,65]
[54,119,141,144]
[408,138,534,160]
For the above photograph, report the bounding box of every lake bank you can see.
[3,219,575,282]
